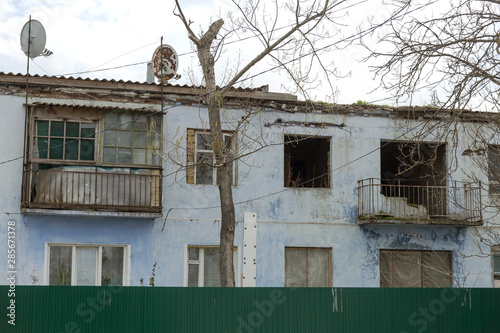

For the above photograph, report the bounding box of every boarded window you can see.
[380,250,452,287]
[285,247,331,287]
[284,135,330,188]
[34,120,95,161]
[186,246,237,287]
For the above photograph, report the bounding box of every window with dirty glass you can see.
[380,250,452,287]
[285,247,331,287]
[186,130,235,185]
[186,246,237,287]
[102,111,161,166]
[493,246,500,288]
[34,120,95,161]
[47,245,126,286]
[488,146,500,194]
[284,135,330,188]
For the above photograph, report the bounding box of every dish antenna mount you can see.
[20,18,52,58]
[152,44,179,84]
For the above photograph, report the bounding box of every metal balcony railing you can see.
[357,178,482,225]
[22,165,162,213]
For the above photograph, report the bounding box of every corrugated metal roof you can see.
[30,101,158,112]
[0,71,271,92]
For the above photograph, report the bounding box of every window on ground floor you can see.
[46,244,129,286]
[186,246,238,287]
[380,250,452,287]
[285,247,331,287]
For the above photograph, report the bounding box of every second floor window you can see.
[102,112,161,166]
[186,129,235,185]
[34,120,95,161]
[488,145,500,194]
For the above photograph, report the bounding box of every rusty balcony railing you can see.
[22,165,162,213]
[357,178,482,225]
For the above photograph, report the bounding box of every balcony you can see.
[357,178,482,226]
[22,165,161,214]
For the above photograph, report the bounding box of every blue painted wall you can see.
[0,90,497,287]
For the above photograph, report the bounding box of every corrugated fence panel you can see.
[1,287,499,332]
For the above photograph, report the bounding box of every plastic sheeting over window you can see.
[285,248,331,287]
[380,250,452,288]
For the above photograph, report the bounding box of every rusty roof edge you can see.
[0,72,296,102]
[27,97,161,112]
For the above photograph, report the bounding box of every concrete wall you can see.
[1,92,498,287]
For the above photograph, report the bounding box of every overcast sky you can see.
[0,0,449,105]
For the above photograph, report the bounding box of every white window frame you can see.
[194,131,236,185]
[184,246,239,287]
[44,243,131,286]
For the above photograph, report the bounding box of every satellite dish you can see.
[151,44,179,83]
[20,19,48,58]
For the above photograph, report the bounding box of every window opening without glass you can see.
[284,135,330,188]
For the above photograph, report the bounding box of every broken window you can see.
[380,250,452,287]
[186,246,237,287]
[488,146,500,194]
[186,130,235,185]
[284,135,330,188]
[380,141,446,216]
[34,120,96,161]
[47,244,127,286]
[493,246,500,288]
[285,247,331,287]
[102,111,161,166]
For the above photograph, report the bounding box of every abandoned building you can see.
[0,71,498,288]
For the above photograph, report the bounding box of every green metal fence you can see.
[1,286,499,332]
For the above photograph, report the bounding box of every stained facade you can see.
[0,72,498,288]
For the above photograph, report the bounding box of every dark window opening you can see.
[284,135,330,188]
[380,141,446,216]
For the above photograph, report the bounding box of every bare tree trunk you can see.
[195,19,236,287]
[174,0,344,287]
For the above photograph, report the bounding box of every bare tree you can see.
[368,0,500,111]
[172,0,360,286]
[367,0,500,253]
